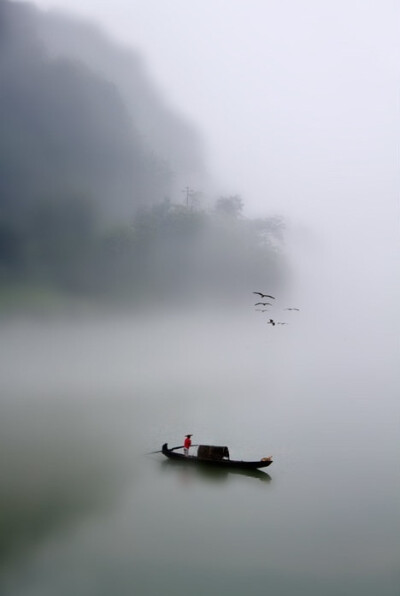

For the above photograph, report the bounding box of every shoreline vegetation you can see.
[0,197,287,317]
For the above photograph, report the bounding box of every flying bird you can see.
[253,292,275,299]
[255,302,272,306]
[284,308,300,311]
[267,319,276,326]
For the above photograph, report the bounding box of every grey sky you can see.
[23,0,399,264]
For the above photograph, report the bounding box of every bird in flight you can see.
[253,292,275,299]
[284,308,300,311]
[267,319,276,326]
[255,302,272,306]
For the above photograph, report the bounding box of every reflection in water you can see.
[160,460,272,483]
[0,476,105,568]
[0,399,129,582]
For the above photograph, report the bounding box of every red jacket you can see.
[184,436,192,449]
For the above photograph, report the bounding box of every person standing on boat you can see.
[184,434,192,456]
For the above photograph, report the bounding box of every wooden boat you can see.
[161,443,273,470]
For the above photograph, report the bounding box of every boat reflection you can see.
[160,460,271,483]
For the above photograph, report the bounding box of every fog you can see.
[17,0,397,323]
[1,1,399,594]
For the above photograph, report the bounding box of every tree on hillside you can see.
[215,195,244,218]
[97,197,286,304]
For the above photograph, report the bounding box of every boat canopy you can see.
[197,445,230,460]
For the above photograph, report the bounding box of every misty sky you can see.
[26,1,398,220]
[14,0,399,298]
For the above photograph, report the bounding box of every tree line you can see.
[0,194,286,307]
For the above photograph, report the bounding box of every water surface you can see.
[0,310,398,595]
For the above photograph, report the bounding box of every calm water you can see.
[0,310,398,596]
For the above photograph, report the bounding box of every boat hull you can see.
[161,443,272,469]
